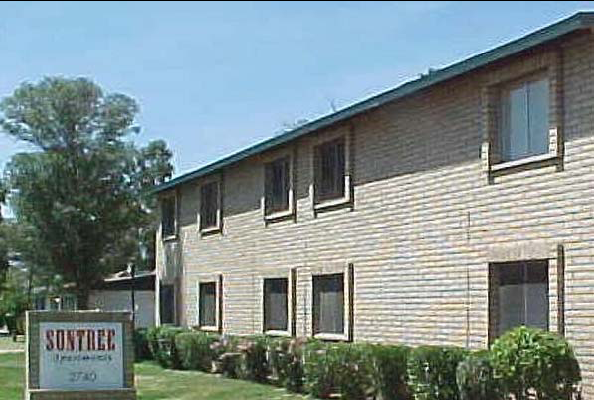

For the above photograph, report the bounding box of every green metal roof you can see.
[155,12,594,194]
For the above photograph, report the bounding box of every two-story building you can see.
[154,12,594,397]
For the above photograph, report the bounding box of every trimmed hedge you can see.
[146,325,187,369]
[139,326,581,400]
[303,340,375,400]
[456,351,500,400]
[491,326,580,400]
[371,343,412,400]
[133,328,152,361]
[174,331,220,372]
[407,346,469,400]
[268,337,305,392]
[238,335,271,382]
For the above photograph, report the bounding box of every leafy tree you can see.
[1,77,173,308]
[0,180,8,289]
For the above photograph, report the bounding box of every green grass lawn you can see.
[0,353,310,400]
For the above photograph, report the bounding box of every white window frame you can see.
[261,268,295,337]
[311,129,352,212]
[309,263,353,341]
[261,149,295,222]
[196,274,222,332]
[197,176,222,235]
[481,50,563,177]
[160,191,178,241]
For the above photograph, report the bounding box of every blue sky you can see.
[1,1,593,177]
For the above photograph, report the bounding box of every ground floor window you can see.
[160,284,175,325]
[264,278,288,332]
[492,260,549,337]
[199,282,217,327]
[313,273,344,335]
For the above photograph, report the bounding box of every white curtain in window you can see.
[199,283,216,326]
[264,278,288,331]
[314,274,344,334]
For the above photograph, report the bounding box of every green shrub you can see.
[268,337,305,392]
[146,325,186,369]
[238,335,271,382]
[133,328,152,361]
[491,326,581,400]
[303,341,375,400]
[370,344,412,400]
[175,331,220,372]
[212,335,242,378]
[456,351,500,400]
[407,346,468,400]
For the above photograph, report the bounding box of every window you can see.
[34,296,46,310]
[160,284,175,325]
[314,137,346,203]
[161,195,176,239]
[493,260,549,337]
[263,278,289,332]
[500,77,549,162]
[200,181,219,231]
[199,282,217,328]
[313,273,344,335]
[61,295,77,311]
[265,157,291,215]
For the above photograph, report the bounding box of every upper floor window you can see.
[199,181,220,232]
[161,195,176,239]
[265,157,291,215]
[314,137,346,203]
[500,77,549,162]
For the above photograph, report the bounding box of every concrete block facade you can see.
[156,26,594,397]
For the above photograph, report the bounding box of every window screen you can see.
[199,282,217,327]
[500,78,549,161]
[313,273,344,334]
[495,260,549,336]
[265,157,290,214]
[264,278,289,331]
[161,196,176,238]
[200,182,219,230]
[314,138,346,202]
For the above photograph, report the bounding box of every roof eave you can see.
[153,12,594,194]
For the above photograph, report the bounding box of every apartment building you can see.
[154,13,594,397]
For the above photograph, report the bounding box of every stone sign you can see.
[26,311,136,400]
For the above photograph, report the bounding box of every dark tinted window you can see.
[200,182,219,230]
[160,284,175,325]
[313,273,344,334]
[199,282,217,327]
[264,278,288,331]
[314,138,345,202]
[161,196,176,238]
[265,157,290,214]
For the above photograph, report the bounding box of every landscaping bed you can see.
[0,352,309,400]
[143,325,582,400]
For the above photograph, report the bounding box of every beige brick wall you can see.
[157,32,594,397]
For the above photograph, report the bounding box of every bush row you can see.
[139,326,581,400]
